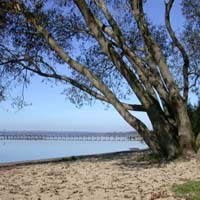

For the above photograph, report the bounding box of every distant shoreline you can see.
[0,130,138,137]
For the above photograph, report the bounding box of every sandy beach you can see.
[0,150,200,200]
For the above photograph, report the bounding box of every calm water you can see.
[0,140,147,164]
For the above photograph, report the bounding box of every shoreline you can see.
[0,148,149,168]
[0,149,200,199]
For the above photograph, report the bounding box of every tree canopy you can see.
[0,0,199,158]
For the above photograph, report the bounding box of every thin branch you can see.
[165,0,190,102]
[21,68,28,102]
[26,65,146,111]
[189,76,200,89]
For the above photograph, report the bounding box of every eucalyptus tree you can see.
[0,0,199,158]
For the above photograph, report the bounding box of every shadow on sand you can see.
[0,149,168,171]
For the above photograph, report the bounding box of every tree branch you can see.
[74,0,155,109]
[93,0,125,48]
[91,1,169,104]
[21,0,150,134]
[165,0,190,102]
[26,65,146,112]
[130,0,180,101]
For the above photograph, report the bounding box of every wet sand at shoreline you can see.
[0,150,200,200]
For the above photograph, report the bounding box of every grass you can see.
[172,180,200,200]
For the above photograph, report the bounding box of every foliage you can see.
[188,100,200,137]
[172,180,200,200]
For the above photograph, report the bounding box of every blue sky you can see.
[0,0,197,132]
[1,75,152,131]
[0,78,137,131]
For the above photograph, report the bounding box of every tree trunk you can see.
[152,125,180,159]
[146,104,180,159]
[196,132,200,151]
[145,100,195,159]
[176,103,196,157]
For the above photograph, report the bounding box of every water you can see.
[0,140,147,164]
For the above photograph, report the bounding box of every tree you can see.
[0,0,199,158]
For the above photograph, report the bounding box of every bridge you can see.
[0,134,142,141]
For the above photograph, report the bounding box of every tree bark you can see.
[176,102,196,156]
[147,105,180,158]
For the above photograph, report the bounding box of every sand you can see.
[0,150,200,200]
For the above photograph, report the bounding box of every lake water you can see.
[0,140,147,164]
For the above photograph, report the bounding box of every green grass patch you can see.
[172,181,200,200]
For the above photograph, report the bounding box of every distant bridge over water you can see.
[0,134,142,141]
